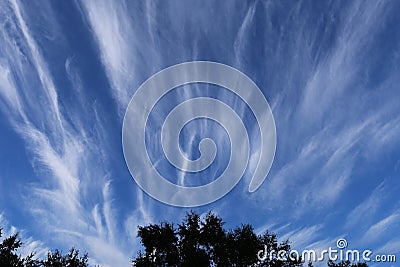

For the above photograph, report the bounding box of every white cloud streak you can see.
[253,0,400,216]
[2,1,398,265]
[345,181,388,229]
[361,211,400,244]
[78,0,136,110]
[0,0,136,265]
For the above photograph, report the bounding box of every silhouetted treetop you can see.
[133,211,303,267]
[133,211,370,267]
[0,227,89,267]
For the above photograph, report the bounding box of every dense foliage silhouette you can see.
[133,211,300,266]
[133,211,369,267]
[0,228,88,267]
[1,215,369,267]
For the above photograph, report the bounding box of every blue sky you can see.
[0,0,399,266]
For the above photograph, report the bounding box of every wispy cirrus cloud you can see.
[0,0,135,265]
[252,0,400,216]
[1,1,399,265]
[78,0,144,110]
[361,211,400,245]
[345,181,388,229]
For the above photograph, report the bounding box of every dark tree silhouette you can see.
[0,228,25,266]
[133,211,303,267]
[1,218,371,267]
[133,212,370,267]
[0,227,89,267]
[41,249,88,267]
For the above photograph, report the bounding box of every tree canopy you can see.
[0,227,88,267]
[132,211,369,267]
[133,211,301,266]
[1,213,370,267]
